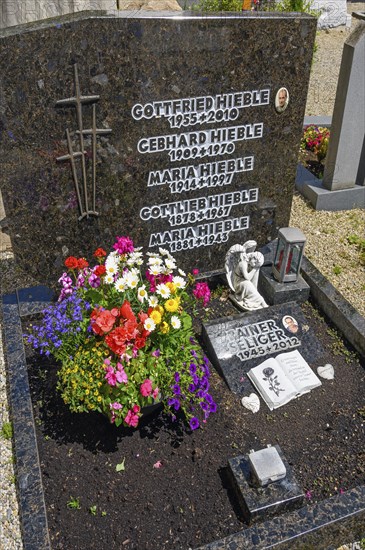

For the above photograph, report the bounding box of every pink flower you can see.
[192,268,199,275]
[152,388,159,400]
[116,363,128,384]
[193,282,211,307]
[305,490,312,500]
[153,460,162,469]
[110,402,123,410]
[124,409,139,427]
[105,366,117,386]
[140,379,153,397]
[113,236,134,255]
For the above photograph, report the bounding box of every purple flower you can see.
[188,384,196,393]
[88,273,101,288]
[189,363,197,375]
[200,401,209,411]
[173,384,181,396]
[189,417,200,431]
[209,402,217,413]
[152,349,161,357]
[174,372,180,383]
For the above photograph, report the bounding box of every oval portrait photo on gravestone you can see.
[282,315,299,334]
[275,87,289,113]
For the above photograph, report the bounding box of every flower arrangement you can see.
[301,125,330,162]
[25,237,215,430]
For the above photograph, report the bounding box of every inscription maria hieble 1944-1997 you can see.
[0,12,317,285]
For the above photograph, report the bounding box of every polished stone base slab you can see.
[258,266,310,306]
[296,164,365,211]
[228,446,304,525]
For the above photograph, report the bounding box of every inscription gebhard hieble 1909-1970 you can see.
[132,88,270,254]
[202,302,324,395]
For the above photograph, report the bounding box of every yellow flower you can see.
[85,389,90,395]
[97,396,102,402]
[150,309,162,325]
[160,321,170,334]
[164,298,179,313]
[156,305,164,316]
[166,282,177,294]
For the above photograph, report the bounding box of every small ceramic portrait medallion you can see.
[275,87,289,113]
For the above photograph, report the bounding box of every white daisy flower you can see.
[171,315,181,329]
[159,248,170,256]
[138,285,148,303]
[144,318,156,332]
[149,264,163,276]
[178,268,186,276]
[172,276,186,289]
[147,252,160,258]
[125,271,139,289]
[127,251,143,266]
[114,277,126,292]
[105,255,119,275]
[104,274,115,284]
[148,256,163,266]
[156,284,171,299]
[164,258,176,270]
[148,295,159,307]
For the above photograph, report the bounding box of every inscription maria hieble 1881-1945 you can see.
[0,11,317,285]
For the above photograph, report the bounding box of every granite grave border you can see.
[1,260,365,550]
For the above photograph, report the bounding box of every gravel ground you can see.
[0,7,364,549]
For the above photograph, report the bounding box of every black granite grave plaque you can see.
[0,11,316,286]
[202,302,324,395]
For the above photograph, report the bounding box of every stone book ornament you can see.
[225,241,268,311]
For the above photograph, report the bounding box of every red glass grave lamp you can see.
[272,227,306,283]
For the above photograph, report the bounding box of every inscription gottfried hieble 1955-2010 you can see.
[132,89,269,255]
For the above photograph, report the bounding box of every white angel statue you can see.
[225,240,268,311]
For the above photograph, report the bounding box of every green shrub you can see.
[1,422,13,440]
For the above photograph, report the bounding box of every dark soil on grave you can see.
[24,296,365,550]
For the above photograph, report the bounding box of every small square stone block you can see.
[258,266,310,306]
[228,445,305,524]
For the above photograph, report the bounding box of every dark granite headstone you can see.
[0,11,316,286]
[202,302,323,395]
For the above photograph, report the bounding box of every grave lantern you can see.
[272,227,306,283]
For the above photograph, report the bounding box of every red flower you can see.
[105,326,129,355]
[120,301,136,323]
[94,265,106,277]
[94,247,107,258]
[90,308,118,336]
[77,258,89,269]
[64,256,79,269]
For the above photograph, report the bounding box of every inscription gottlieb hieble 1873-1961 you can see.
[132,88,272,255]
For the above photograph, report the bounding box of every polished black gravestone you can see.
[202,302,324,395]
[0,10,316,287]
[228,445,304,524]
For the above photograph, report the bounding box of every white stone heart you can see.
[241,393,260,413]
[317,364,335,380]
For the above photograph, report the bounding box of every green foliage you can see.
[67,497,81,510]
[193,0,242,12]
[347,234,365,266]
[326,326,358,364]
[89,505,97,516]
[116,458,126,472]
[301,125,330,162]
[1,422,13,440]
[332,265,342,276]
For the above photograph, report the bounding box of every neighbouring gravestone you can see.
[297,15,365,210]
[202,301,324,396]
[0,11,316,286]
[323,17,365,191]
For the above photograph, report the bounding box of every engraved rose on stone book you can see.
[262,367,285,398]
